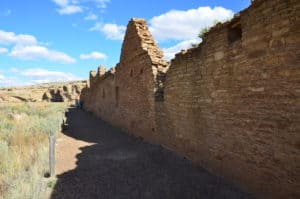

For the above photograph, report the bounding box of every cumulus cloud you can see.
[52,0,110,15]
[52,0,83,15]
[84,13,98,20]
[149,6,234,41]
[91,6,233,59]
[19,68,80,84]
[89,22,101,31]
[93,0,110,9]
[57,5,83,15]
[147,6,233,60]
[0,74,20,87]
[90,23,126,40]
[80,51,107,60]
[101,24,126,40]
[162,38,201,60]
[0,30,37,45]
[20,68,80,84]
[0,30,76,64]
[0,68,81,87]
[0,47,8,54]
[9,45,76,64]
[73,0,110,8]
[52,0,69,7]
[9,67,19,73]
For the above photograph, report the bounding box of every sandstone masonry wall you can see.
[81,1,300,198]
[81,18,168,140]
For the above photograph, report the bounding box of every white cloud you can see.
[52,0,83,15]
[0,47,8,54]
[149,6,234,41]
[163,38,201,60]
[20,68,80,83]
[52,0,69,7]
[89,22,102,31]
[80,51,107,60]
[0,30,76,64]
[9,67,19,73]
[0,75,20,87]
[0,68,81,87]
[52,0,110,15]
[101,24,126,40]
[84,13,98,20]
[88,6,233,57]
[93,0,110,9]
[0,30,37,45]
[145,6,234,60]
[72,0,110,8]
[9,45,76,64]
[90,23,126,40]
[57,5,83,15]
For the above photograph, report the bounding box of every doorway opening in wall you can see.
[115,86,119,107]
[130,69,133,77]
[228,18,242,44]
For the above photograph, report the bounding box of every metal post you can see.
[49,135,55,177]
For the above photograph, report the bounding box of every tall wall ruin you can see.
[81,0,300,198]
[81,18,168,141]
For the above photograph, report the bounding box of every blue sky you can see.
[0,0,250,87]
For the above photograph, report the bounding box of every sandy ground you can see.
[56,132,96,175]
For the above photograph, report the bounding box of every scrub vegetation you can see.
[0,103,67,199]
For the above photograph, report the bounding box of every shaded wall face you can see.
[158,1,300,199]
[83,58,156,139]
[84,76,116,120]
[82,19,166,140]
[114,57,156,138]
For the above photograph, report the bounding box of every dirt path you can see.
[51,108,260,199]
[56,129,96,175]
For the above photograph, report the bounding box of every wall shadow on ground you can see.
[50,108,261,199]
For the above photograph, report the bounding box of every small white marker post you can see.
[49,135,55,177]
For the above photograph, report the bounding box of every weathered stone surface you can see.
[81,1,300,199]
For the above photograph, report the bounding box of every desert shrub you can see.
[0,103,67,199]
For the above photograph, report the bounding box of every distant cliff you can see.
[0,80,87,103]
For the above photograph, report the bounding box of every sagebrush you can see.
[0,103,67,199]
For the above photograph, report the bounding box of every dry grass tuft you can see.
[0,102,67,199]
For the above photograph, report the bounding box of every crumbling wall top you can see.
[97,66,106,76]
[120,18,168,67]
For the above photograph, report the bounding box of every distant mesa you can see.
[0,80,87,103]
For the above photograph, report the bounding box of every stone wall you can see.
[81,18,168,140]
[81,0,300,198]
